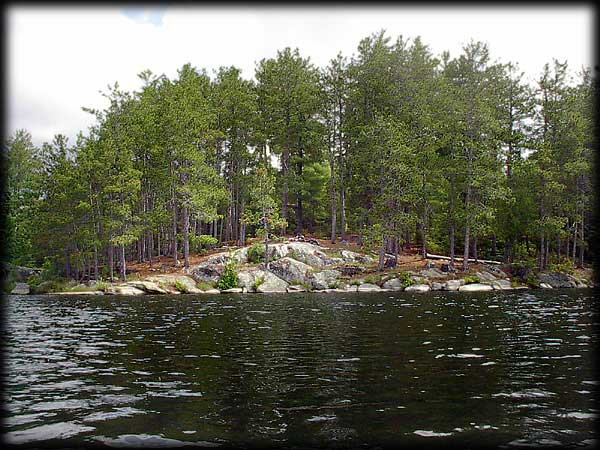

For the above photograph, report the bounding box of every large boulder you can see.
[459,283,493,292]
[419,268,447,279]
[474,271,497,282]
[445,279,463,291]
[491,279,513,290]
[480,264,507,279]
[268,257,313,284]
[310,269,342,290]
[187,253,229,283]
[255,271,289,293]
[109,285,146,296]
[146,275,202,293]
[431,282,445,291]
[124,280,168,294]
[237,269,260,291]
[405,284,431,293]
[284,242,341,267]
[230,247,249,264]
[4,263,41,282]
[538,272,577,289]
[357,283,382,292]
[383,278,404,291]
[10,282,30,295]
[339,250,375,265]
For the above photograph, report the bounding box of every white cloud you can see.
[7,6,594,147]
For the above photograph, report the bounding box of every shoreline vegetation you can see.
[5,238,594,296]
[4,31,595,293]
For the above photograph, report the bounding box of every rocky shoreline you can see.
[6,241,595,296]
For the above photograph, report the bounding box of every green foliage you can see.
[463,275,480,285]
[251,275,265,291]
[174,280,189,293]
[548,257,575,275]
[217,261,239,290]
[397,271,414,288]
[247,243,266,264]
[191,234,219,250]
[524,272,539,288]
[3,33,593,278]
[363,274,381,285]
[197,281,215,291]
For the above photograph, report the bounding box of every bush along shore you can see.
[5,240,594,296]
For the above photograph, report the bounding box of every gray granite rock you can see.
[10,282,30,295]
[357,283,382,292]
[458,283,493,292]
[383,278,404,291]
[404,284,431,293]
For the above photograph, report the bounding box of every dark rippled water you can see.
[4,289,598,448]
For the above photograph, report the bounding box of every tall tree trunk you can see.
[182,205,190,269]
[119,244,126,281]
[281,139,289,236]
[330,159,336,244]
[94,246,98,280]
[462,175,472,272]
[340,186,347,241]
[449,169,456,267]
[108,233,114,280]
[377,238,386,271]
[578,210,584,268]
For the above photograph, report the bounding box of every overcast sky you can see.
[7,5,595,146]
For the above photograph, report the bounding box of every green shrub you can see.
[217,262,239,290]
[247,243,266,264]
[174,280,189,293]
[32,279,66,294]
[524,272,539,288]
[463,275,480,285]
[364,274,380,285]
[548,257,575,275]
[251,275,265,291]
[426,241,444,255]
[397,271,414,288]
[509,260,535,280]
[197,281,215,291]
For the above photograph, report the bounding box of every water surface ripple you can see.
[4,289,597,448]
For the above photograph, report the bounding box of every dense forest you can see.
[3,31,596,281]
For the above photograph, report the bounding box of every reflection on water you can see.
[4,289,598,448]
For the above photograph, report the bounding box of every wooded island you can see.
[3,31,595,289]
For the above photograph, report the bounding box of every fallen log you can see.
[425,253,502,265]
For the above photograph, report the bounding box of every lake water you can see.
[4,289,598,448]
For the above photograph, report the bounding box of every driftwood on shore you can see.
[425,253,503,265]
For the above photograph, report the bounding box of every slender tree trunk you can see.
[330,159,336,244]
[108,234,114,280]
[449,170,455,267]
[463,178,472,272]
[172,192,178,266]
[358,215,363,247]
[119,244,126,281]
[182,205,190,269]
[281,141,289,236]
[377,238,386,271]
[94,246,98,280]
[340,186,347,241]
[578,211,584,268]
